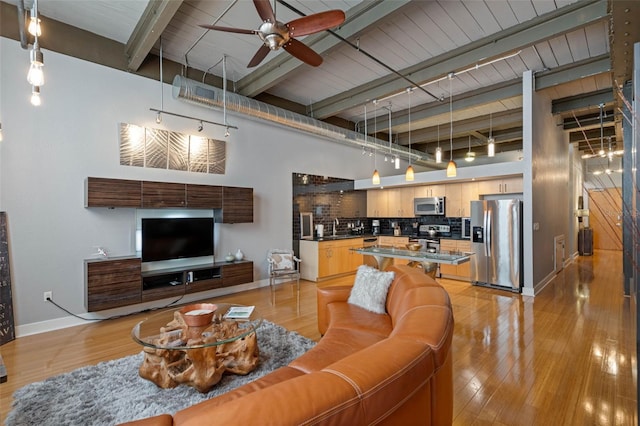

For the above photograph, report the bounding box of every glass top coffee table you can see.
[131,303,262,393]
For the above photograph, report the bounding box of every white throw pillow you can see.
[348,265,395,314]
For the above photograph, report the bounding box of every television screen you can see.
[141,218,214,262]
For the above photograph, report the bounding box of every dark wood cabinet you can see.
[142,181,186,208]
[86,259,253,311]
[186,184,223,209]
[221,187,254,223]
[222,262,254,287]
[85,177,142,208]
[86,257,141,311]
[86,177,253,223]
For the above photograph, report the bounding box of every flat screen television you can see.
[141,217,214,262]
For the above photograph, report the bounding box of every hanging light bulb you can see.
[225,127,230,137]
[155,111,162,124]
[0,123,4,142]
[28,16,42,37]
[465,136,475,162]
[446,73,457,177]
[395,156,400,169]
[405,87,414,181]
[30,85,41,106]
[27,43,45,86]
[487,112,495,157]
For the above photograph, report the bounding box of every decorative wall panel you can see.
[119,123,225,174]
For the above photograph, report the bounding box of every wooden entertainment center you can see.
[84,177,254,312]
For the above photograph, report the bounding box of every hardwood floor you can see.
[0,250,636,425]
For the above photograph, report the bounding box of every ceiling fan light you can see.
[405,165,414,182]
[487,137,495,157]
[446,160,457,177]
[372,169,380,185]
[435,147,442,163]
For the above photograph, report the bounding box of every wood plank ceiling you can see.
[2,0,634,169]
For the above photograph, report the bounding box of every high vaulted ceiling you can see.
[2,0,637,169]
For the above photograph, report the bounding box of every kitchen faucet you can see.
[333,218,339,236]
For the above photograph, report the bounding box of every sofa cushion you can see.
[322,336,436,425]
[289,326,387,373]
[327,302,393,338]
[348,265,394,314]
[385,265,441,321]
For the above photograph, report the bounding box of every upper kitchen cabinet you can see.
[367,189,388,217]
[445,182,479,218]
[142,181,186,208]
[85,177,142,208]
[415,184,445,198]
[218,186,253,223]
[387,187,414,218]
[477,177,522,195]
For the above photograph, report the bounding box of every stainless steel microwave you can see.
[414,197,445,216]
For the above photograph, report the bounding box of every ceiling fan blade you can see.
[199,24,256,35]
[287,10,346,37]
[247,45,271,68]
[253,0,275,22]
[283,38,323,67]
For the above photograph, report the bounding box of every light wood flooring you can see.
[0,250,636,424]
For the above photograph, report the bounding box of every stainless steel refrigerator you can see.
[470,199,523,292]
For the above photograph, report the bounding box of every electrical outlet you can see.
[44,291,52,302]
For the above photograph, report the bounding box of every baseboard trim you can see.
[15,279,270,338]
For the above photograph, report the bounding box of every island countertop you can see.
[353,247,473,265]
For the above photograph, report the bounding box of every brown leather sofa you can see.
[122,265,454,425]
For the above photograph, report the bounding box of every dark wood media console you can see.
[85,258,253,312]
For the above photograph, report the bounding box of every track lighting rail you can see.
[149,108,237,131]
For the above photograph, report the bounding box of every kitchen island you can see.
[353,246,473,272]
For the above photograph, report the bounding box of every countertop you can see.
[303,233,470,242]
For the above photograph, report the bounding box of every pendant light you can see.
[371,102,381,185]
[446,73,457,177]
[435,124,442,163]
[405,87,414,181]
[30,85,41,106]
[465,136,475,162]
[27,0,44,87]
[487,112,495,157]
[598,103,605,157]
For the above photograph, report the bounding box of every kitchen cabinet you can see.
[367,189,388,217]
[415,184,445,198]
[445,182,479,217]
[378,236,410,265]
[477,177,522,195]
[439,239,472,281]
[299,238,363,281]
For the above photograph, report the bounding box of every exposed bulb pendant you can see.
[598,103,605,156]
[27,43,45,86]
[30,85,41,106]
[447,72,457,177]
[394,156,400,169]
[0,123,4,142]
[405,87,414,181]
[487,112,495,157]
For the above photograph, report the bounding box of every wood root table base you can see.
[139,312,259,393]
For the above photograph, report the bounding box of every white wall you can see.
[524,71,570,294]
[0,38,387,331]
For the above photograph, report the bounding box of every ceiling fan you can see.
[200,0,345,68]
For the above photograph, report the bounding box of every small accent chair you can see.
[267,249,301,310]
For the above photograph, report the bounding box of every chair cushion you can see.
[348,265,394,314]
[270,252,295,270]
